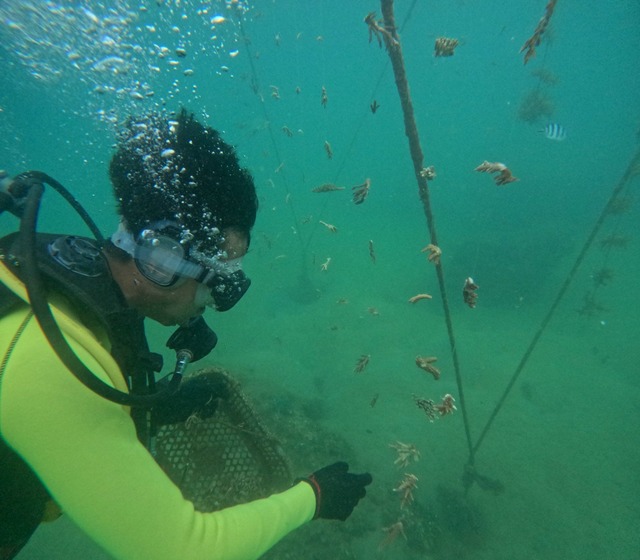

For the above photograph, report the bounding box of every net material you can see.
[154,367,291,512]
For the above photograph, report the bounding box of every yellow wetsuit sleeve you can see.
[0,266,315,560]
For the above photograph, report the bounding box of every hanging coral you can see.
[520,0,559,64]
[518,89,555,123]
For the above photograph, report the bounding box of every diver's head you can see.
[108,109,257,313]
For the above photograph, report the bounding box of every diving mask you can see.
[111,221,250,311]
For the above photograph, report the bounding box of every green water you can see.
[1,1,638,558]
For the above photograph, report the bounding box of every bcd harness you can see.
[0,232,162,557]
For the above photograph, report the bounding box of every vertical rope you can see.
[379,0,474,458]
[235,16,308,259]
[377,0,639,491]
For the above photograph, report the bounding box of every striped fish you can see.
[543,122,567,141]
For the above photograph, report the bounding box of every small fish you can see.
[321,85,328,108]
[370,100,380,114]
[368,239,376,264]
[324,140,333,159]
[370,393,379,408]
[542,122,567,141]
[311,183,344,193]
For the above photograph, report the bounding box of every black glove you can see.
[166,316,217,362]
[153,373,230,425]
[298,462,373,521]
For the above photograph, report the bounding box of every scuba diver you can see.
[0,109,372,560]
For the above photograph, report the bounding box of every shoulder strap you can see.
[0,281,21,318]
[0,232,158,386]
[0,232,162,439]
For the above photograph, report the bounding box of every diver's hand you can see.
[298,462,373,521]
[166,316,217,362]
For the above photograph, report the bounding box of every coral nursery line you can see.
[372,0,640,494]
[371,0,475,465]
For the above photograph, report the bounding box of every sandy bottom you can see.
[17,264,639,560]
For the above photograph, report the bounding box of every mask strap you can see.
[110,221,137,256]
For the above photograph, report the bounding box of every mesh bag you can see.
[153,367,291,512]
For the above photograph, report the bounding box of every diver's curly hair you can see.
[109,109,258,251]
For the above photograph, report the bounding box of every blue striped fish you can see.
[543,122,567,141]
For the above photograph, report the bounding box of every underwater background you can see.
[1,0,639,558]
